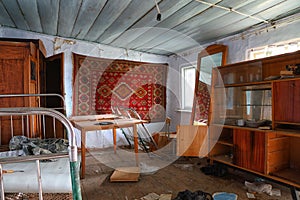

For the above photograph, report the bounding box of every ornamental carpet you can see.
[194,81,210,122]
[73,54,168,121]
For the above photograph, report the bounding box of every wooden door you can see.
[40,53,65,139]
[0,42,32,144]
[233,129,265,173]
[0,42,30,104]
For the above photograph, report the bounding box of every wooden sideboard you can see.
[178,50,300,189]
[209,50,300,188]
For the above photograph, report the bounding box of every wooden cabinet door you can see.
[233,129,250,168]
[177,125,208,157]
[234,129,265,173]
[0,41,42,143]
[0,42,30,144]
[0,42,30,104]
[273,80,300,123]
[273,81,293,122]
[293,80,300,122]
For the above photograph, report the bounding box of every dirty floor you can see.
[80,145,295,200]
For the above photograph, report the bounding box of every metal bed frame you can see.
[0,94,82,200]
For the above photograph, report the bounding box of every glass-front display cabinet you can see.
[212,83,272,129]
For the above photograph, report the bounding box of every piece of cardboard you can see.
[110,167,140,182]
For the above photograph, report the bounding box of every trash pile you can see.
[173,190,213,200]
[245,180,281,198]
[135,192,172,200]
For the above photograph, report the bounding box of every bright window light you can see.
[181,65,196,110]
[247,38,300,60]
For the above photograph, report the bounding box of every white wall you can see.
[167,17,300,131]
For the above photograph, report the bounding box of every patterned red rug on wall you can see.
[194,81,210,122]
[73,53,168,122]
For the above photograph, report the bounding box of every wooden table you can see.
[70,114,145,179]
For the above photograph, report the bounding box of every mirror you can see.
[191,44,228,125]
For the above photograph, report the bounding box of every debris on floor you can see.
[269,188,281,197]
[137,192,172,200]
[244,181,281,197]
[245,180,272,194]
[158,194,172,200]
[173,163,194,171]
[200,163,228,177]
[140,192,160,200]
[173,189,213,200]
[110,166,140,182]
[246,192,256,199]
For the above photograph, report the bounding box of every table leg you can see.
[81,130,86,179]
[113,128,117,153]
[133,124,139,166]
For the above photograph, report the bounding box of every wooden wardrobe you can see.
[0,39,46,145]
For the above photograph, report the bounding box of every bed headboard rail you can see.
[0,94,66,145]
[0,107,81,200]
[0,107,76,154]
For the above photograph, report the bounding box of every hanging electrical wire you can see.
[154,0,161,21]
[195,0,269,24]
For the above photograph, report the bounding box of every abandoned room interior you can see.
[0,0,300,199]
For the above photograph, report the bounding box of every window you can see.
[247,38,300,60]
[181,65,196,110]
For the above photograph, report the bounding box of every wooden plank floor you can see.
[80,147,294,200]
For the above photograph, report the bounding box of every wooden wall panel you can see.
[177,125,208,157]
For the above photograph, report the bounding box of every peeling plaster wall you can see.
[167,18,300,132]
[0,27,168,121]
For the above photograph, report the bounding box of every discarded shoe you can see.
[173,189,213,200]
[200,164,228,177]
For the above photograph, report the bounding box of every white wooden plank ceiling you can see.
[0,0,299,56]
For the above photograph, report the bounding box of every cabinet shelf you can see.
[275,122,300,133]
[213,104,272,106]
[270,169,300,186]
[215,80,273,88]
[275,129,300,136]
[212,124,273,132]
[217,140,233,147]
[238,104,272,106]
[275,121,300,126]
[218,78,300,88]
[210,155,233,164]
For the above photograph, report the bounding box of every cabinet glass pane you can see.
[212,84,272,126]
[218,62,262,85]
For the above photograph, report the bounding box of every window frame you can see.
[247,38,300,60]
[180,64,196,111]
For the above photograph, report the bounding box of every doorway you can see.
[43,53,64,109]
[40,53,65,138]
